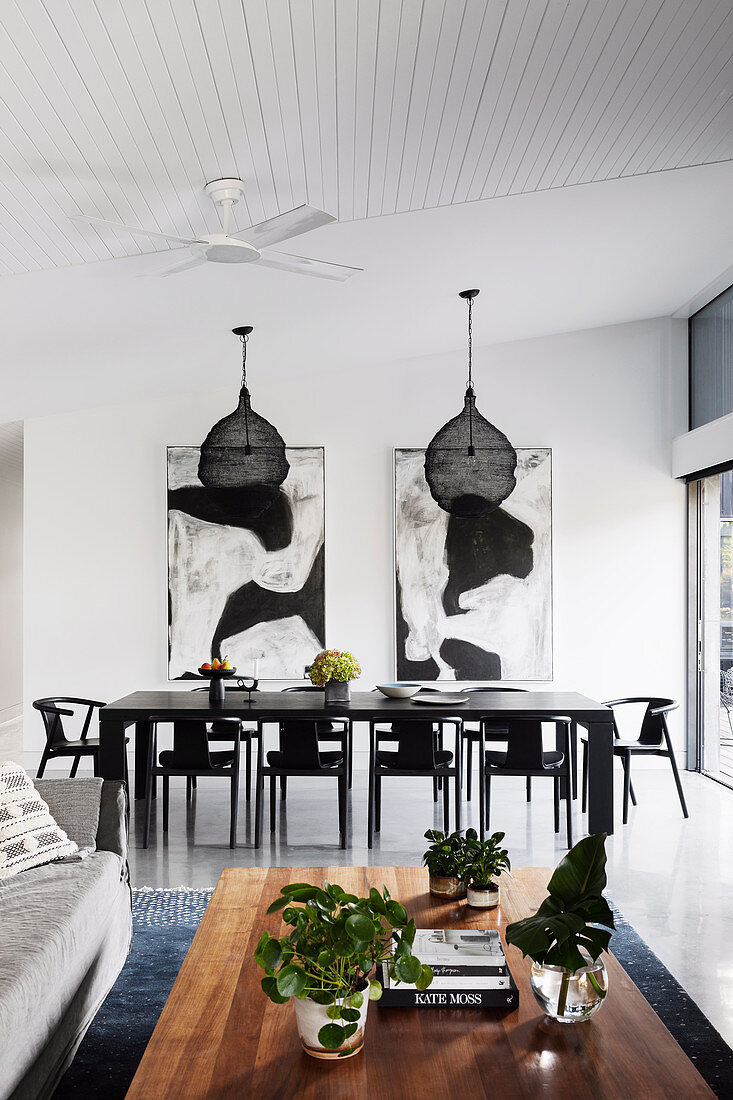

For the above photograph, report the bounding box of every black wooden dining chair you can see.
[191,686,257,802]
[281,686,352,794]
[33,697,128,781]
[254,718,348,849]
[372,688,460,803]
[367,718,461,848]
[460,687,529,801]
[481,716,573,847]
[580,698,688,823]
[143,716,241,849]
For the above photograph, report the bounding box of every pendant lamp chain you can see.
[466,293,474,456]
[239,330,251,454]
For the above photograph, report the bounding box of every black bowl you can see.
[198,666,237,678]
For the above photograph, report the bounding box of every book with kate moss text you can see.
[377,929,519,1009]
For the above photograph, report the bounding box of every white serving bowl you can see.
[376,683,422,699]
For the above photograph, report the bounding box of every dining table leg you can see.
[98,716,129,785]
[133,720,153,799]
[586,719,615,835]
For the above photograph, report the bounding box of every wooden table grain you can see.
[126,867,714,1100]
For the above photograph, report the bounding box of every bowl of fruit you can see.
[198,658,237,704]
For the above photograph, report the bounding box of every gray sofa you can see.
[0,779,131,1100]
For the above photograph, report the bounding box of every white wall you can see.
[23,317,688,759]
[0,424,23,761]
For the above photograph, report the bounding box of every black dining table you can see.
[98,689,615,836]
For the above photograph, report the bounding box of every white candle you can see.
[254,658,259,679]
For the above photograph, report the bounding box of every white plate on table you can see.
[410,693,467,706]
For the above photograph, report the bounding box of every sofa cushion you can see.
[36,778,103,856]
[0,764,77,879]
[0,850,128,1099]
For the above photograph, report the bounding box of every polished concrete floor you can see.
[106,759,733,1051]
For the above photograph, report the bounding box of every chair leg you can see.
[191,775,197,790]
[230,755,240,850]
[254,764,263,850]
[565,767,573,848]
[526,776,532,803]
[69,755,81,778]
[280,775,287,801]
[433,775,439,802]
[270,776,277,834]
[37,747,51,779]
[163,775,170,833]
[667,743,689,819]
[375,773,381,832]
[483,775,491,840]
[622,755,631,825]
[338,773,347,849]
[245,738,252,803]
[442,769,450,832]
[553,776,560,833]
[186,776,193,802]
[143,732,155,850]
[629,779,637,806]
[466,738,473,800]
[347,732,353,790]
[581,742,588,814]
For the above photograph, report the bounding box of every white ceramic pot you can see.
[293,993,370,1060]
[466,883,500,908]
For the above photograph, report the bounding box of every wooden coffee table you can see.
[126,867,715,1099]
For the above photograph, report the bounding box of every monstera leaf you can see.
[505,834,615,974]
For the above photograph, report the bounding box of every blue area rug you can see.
[52,888,733,1099]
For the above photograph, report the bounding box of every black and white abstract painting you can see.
[395,448,552,681]
[168,446,325,680]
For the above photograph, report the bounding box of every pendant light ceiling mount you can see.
[424,288,517,519]
[197,325,289,521]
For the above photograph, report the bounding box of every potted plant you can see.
[505,834,615,1024]
[461,829,511,908]
[423,828,468,899]
[255,880,433,1060]
[309,649,361,703]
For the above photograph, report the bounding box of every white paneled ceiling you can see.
[1,0,733,275]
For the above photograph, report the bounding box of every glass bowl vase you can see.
[529,958,608,1023]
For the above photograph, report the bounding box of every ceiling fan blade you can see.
[155,256,208,277]
[256,250,362,281]
[70,214,204,246]
[232,205,335,249]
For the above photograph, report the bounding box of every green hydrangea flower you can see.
[309,649,361,686]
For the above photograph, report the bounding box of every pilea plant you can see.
[255,881,433,1053]
[462,829,511,889]
[422,828,468,878]
[505,833,615,1017]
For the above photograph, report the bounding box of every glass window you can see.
[690,285,733,429]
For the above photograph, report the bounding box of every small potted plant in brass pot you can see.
[505,834,615,1024]
[255,880,433,1060]
[461,829,511,909]
[309,649,361,704]
[423,828,467,899]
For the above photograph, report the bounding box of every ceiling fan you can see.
[70,178,361,281]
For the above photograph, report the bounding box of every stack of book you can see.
[378,929,518,1009]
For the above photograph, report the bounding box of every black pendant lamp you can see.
[424,290,517,518]
[198,326,289,520]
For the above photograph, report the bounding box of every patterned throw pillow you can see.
[0,762,78,879]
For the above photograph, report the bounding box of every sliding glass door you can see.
[692,471,733,784]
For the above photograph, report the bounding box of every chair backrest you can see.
[32,697,103,748]
[383,720,445,769]
[151,717,220,770]
[277,720,330,768]
[461,686,527,693]
[482,715,566,770]
[604,697,678,746]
